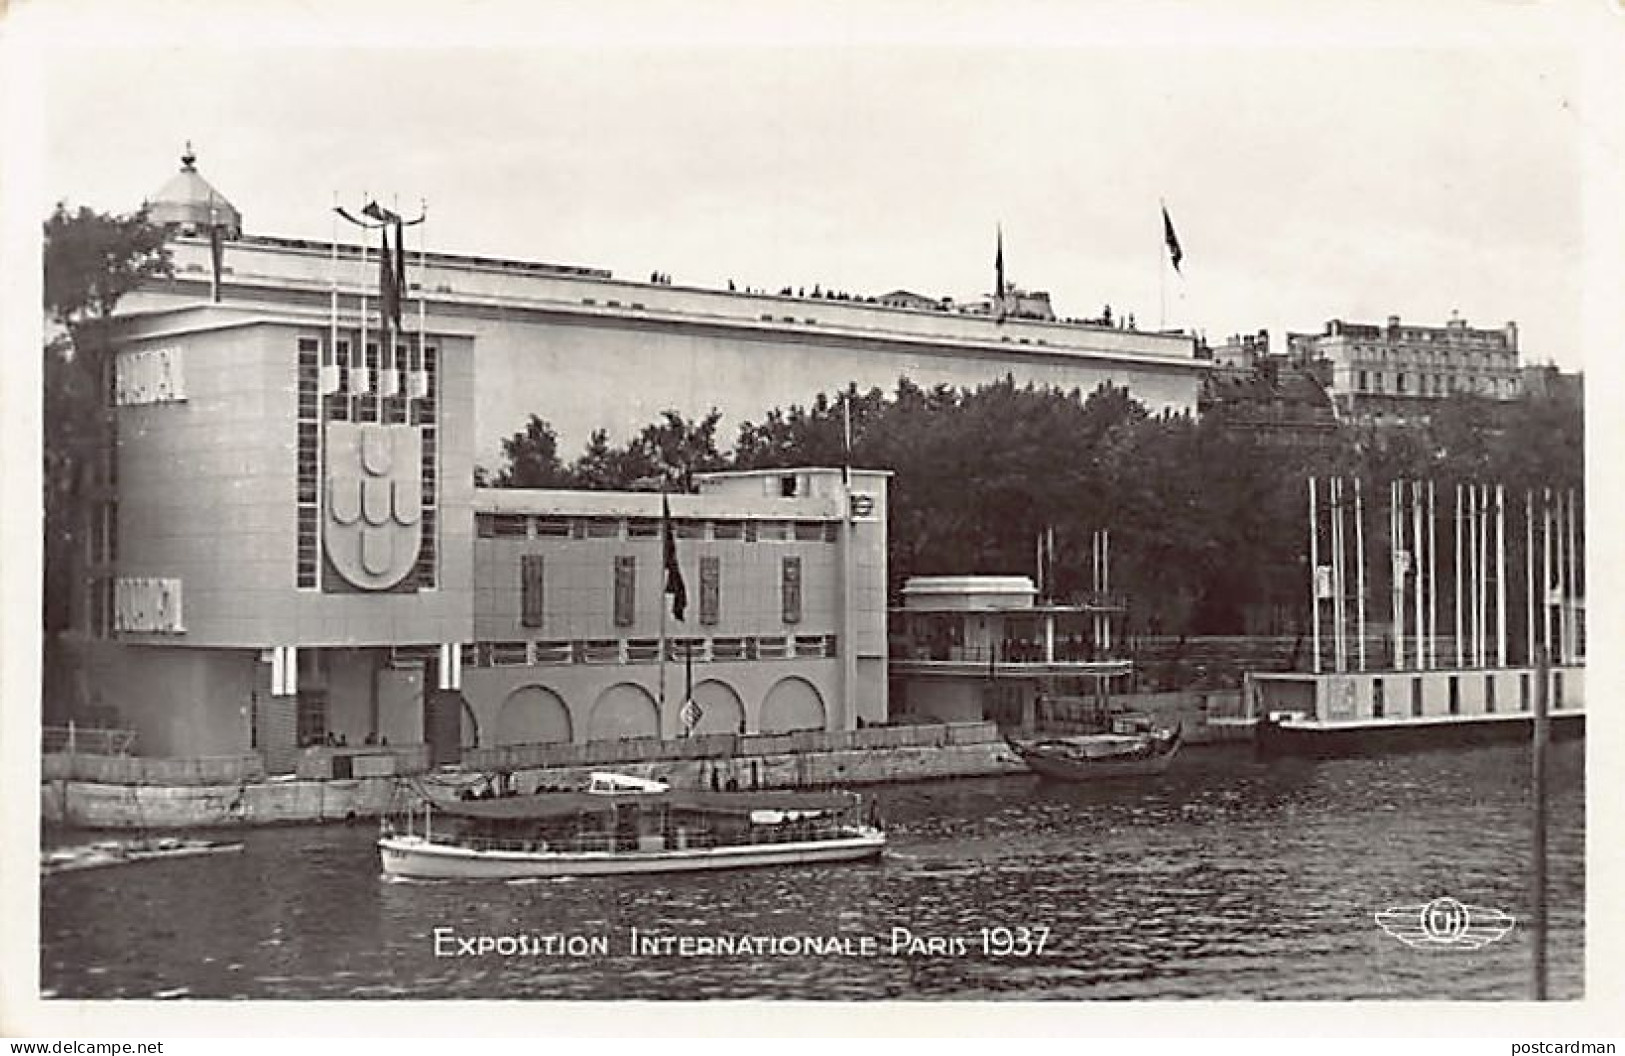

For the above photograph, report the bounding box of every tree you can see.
[44,204,172,327]
[491,414,570,488]
[490,409,727,492]
[41,204,172,715]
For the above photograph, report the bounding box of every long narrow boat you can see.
[42,837,244,877]
[1006,718,1182,781]
[377,780,885,880]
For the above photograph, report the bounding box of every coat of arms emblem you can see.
[325,422,423,591]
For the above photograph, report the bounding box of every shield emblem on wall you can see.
[325,422,423,591]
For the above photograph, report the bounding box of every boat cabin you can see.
[399,789,870,855]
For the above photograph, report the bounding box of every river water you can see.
[40,741,1584,1001]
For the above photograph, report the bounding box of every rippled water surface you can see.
[41,741,1584,1000]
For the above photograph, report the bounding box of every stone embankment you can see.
[41,723,1024,830]
[41,692,1248,831]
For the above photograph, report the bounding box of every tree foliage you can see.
[41,205,172,716]
[492,408,726,492]
[44,203,171,327]
[490,375,1583,635]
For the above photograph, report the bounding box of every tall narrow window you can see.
[781,555,802,624]
[412,345,439,589]
[700,555,721,625]
[613,555,636,628]
[520,554,545,628]
[296,336,320,588]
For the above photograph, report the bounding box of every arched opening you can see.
[690,679,746,735]
[760,676,827,733]
[588,683,660,741]
[495,685,573,745]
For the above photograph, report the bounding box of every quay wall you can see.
[41,723,1022,831]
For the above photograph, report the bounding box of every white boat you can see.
[378,779,885,880]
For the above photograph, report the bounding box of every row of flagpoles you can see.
[1309,477,1582,674]
[326,196,431,400]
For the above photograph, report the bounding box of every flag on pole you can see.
[994,225,1007,321]
[378,224,397,351]
[1162,205,1184,273]
[995,225,1005,296]
[679,695,703,735]
[663,494,688,621]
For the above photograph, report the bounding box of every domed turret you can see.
[144,142,242,237]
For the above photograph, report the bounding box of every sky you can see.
[18,1,1613,375]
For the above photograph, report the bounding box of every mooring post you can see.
[1531,643,1550,1000]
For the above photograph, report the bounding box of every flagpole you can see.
[1309,476,1320,674]
[1566,489,1578,662]
[358,193,369,396]
[1525,490,1535,666]
[1355,476,1367,671]
[659,489,669,724]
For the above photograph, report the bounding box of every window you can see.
[1411,677,1423,717]
[488,641,528,666]
[613,556,636,627]
[668,637,706,663]
[534,518,571,538]
[712,520,744,540]
[296,338,321,589]
[756,636,788,659]
[627,518,659,539]
[757,520,789,541]
[794,521,825,542]
[1520,672,1531,711]
[676,520,704,540]
[582,640,621,664]
[712,637,746,661]
[585,518,620,539]
[532,641,571,664]
[626,638,662,662]
[520,555,545,627]
[1448,676,1460,715]
[699,555,721,625]
[795,635,827,658]
[782,556,802,624]
[1554,672,1563,709]
[1358,370,1368,391]
[478,514,528,538]
[1485,674,1496,713]
[413,345,439,590]
[1371,678,1384,719]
